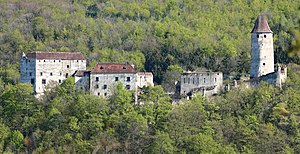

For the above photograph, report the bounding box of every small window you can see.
[96,77,99,81]
[126,85,130,90]
[123,66,126,69]
[103,85,107,89]
[104,93,107,96]
[100,66,104,69]
[188,78,190,84]
[39,60,41,62]
[127,77,130,82]
[31,78,34,84]
[98,92,100,96]
[215,78,217,83]
[115,77,119,81]
[50,72,53,76]
[183,78,186,83]
[28,60,30,62]
[204,78,206,83]
[257,34,259,38]
[217,73,219,75]
[192,78,195,84]
[263,63,265,66]
[59,60,61,62]
[67,65,70,68]
[42,79,46,84]
[66,73,68,78]
[264,35,266,38]
[54,60,55,62]
[40,72,43,76]
[96,85,99,89]
[44,60,46,62]
[59,79,61,83]
[60,73,62,76]
[29,72,32,76]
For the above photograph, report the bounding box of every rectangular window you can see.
[67,65,70,68]
[127,77,130,82]
[126,85,130,90]
[215,78,217,83]
[66,73,68,78]
[183,78,186,83]
[115,77,119,81]
[97,92,100,96]
[59,79,61,83]
[204,78,206,83]
[42,79,46,84]
[103,85,107,89]
[50,72,53,76]
[193,78,195,84]
[96,85,99,89]
[29,72,32,76]
[40,72,43,76]
[96,77,99,81]
[31,78,34,84]
[188,78,190,84]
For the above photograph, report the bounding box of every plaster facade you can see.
[20,52,86,95]
[137,72,154,88]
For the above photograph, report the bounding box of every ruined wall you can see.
[136,72,154,88]
[180,72,223,96]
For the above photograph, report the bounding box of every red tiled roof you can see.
[251,15,272,33]
[26,52,85,60]
[91,63,136,73]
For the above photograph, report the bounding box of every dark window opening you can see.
[66,73,68,78]
[40,72,43,76]
[31,78,34,84]
[126,85,130,89]
[188,78,190,84]
[264,35,266,38]
[103,85,107,89]
[60,73,62,76]
[192,78,195,84]
[115,77,119,81]
[29,72,32,76]
[44,60,46,62]
[257,34,259,38]
[28,60,30,62]
[127,77,130,81]
[104,93,107,96]
[96,77,99,81]
[59,79,61,83]
[96,85,99,89]
[77,60,79,62]
[100,66,104,69]
[263,63,265,66]
[204,78,206,83]
[123,66,126,69]
[98,92,100,96]
[67,65,70,68]
[183,78,186,83]
[42,79,46,84]
[50,72,53,76]
[215,78,217,83]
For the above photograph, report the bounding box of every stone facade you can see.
[20,52,86,95]
[137,72,154,88]
[180,71,223,97]
[250,15,274,78]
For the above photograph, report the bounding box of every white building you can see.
[20,52,86,95]
[137,72,154,88]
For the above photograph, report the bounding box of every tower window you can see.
[66,73,68,78]
[59,79,61,83]
[29,72,32,76]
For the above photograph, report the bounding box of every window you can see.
[263,63,265,66]
[204,78,206,83]
[31,78,34,84]
[96,77,99,81]
[40,72,43,76]
[123,66,126,69]
[60,73,62,76]
[50,72,53,76]
[96,85,99,89]
[188,78,190,84]
[67,65,70,68]
[126,85,130,89]
[29,72,32,76]
[257,34,259,38]
[42,79,46,84]
[104,93,107,96]
[59,79,61,83]
[103,85,107,89]
[264,35,266,38]
[192,78,195,84]
[100,66,104,69]
[115,77,119,81]
[77,60,79,62]
[215,78,217,83]
[98,92,100,96]
[127,77,130,82]
[183,78,186,83]
[54,60,55,62]
[66,73,68,78]
[28,60,30,62]
[44,60,46,62]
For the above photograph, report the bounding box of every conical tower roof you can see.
[251,15,272,33]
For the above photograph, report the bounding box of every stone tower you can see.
[250,15,274,78]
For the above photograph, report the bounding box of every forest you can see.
[0,0,300,153]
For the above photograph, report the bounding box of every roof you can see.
[251,15,272,33]
[91,63,136,73]
[25,52,85,60]
[73,70,90,77]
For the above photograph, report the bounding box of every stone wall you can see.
[136,72,154,88]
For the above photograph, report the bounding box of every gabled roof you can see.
[251,15,272,33]
[25,52,85,60]
[91,63,136,73]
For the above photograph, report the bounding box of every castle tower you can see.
[250,15,274,78]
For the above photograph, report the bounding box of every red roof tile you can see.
[91,63,136,73]
[26,52,85,60]
[251,15,272,33]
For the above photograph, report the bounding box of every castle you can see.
[20,52,153,97]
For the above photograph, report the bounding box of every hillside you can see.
[0,0,299,84]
